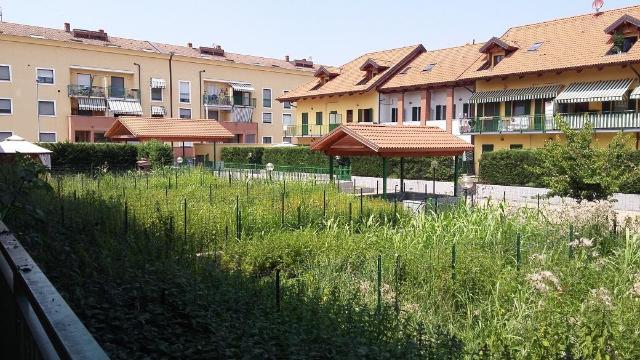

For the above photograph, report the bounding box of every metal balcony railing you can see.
[232,97,257,108]
[107,86,140,100]
[203,95,232,107]
[67,85,107,98]
[284,125,329,137]
[460,112,640,134]
[0,221,108,359]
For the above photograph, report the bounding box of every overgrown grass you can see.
[6,167,640,359]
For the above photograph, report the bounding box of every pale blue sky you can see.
[0,0,638,65]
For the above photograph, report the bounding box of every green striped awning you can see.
[78,97,107,111]
[469,85,562,103]
[107,99,143,116]
[555,79,634,103]
[630,85,640,100]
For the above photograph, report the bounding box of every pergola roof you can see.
[310,124,472,158]
[105,117,234,142]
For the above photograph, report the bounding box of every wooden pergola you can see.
[310,123,473,196]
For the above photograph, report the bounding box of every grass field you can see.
[5,167,640,359]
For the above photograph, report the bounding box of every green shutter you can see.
[357,109,363,122]
[316,112,323,125]
[534,99,543,114]
[524,100,531,115]
[368,108,374,122]
[301,112,308,124]
[477,104,484,117]
[504,101,512,117]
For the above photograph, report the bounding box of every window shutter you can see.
[524,100,531,115]
[357,109,362,122]
[442,106,447,119]
[477,104,484,117]
[316,112,323,125]
[435,105,441,120]
[302,112,308,124]
[534,99,543,114]
[504,101,512,117]
[602,101,611,112]
[368,108,374,122]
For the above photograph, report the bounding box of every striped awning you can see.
[630,85,640,100]
[107,99,143,116]
[150,78,166,89]
[151,105,166,116]
[469,85,563,103]
[230,82,254,92]
[78,97,107,111]
[555,79,634,103]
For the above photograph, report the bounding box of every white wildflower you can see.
[527,271,562,293]
[529,253,545,262]
[569,237,594,248]
[590,287,613,309]
[631,274,640,298]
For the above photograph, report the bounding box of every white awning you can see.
[555,79,634,103]
[78,97,107,111]
[230,82,254,92]
[150,78,166,89]
[107,99,143,116]
[151,105,166,116]
[469,85,563,104]
[630,85,640,100]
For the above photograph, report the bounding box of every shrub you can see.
[41,142,138,171]
[137,140,173,168]
[263,147,326,168]
[349,157,455,180]
[221,147,263,165]
[480,149,543,186]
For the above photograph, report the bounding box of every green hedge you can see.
[263,147,326,168]
[221,147,263,165]
[137,140,173,168]
[349,157,454,180]
[42,142,138,170]
[479,150,543,186]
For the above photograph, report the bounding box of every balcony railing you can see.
[107,86,140,100]
[461,112,640,134]
[203,95,232,107]
[284,125,329,137]
[232,97,257,108]
[67,85,107,98]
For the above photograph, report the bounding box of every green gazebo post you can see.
[399,157,405,193]
[382,157,388,196]
[328,155,334,182]
[453,155,460,197]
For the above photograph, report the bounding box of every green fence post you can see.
[376,255,382,315]
[453,155,460,197]
[400,157,405,193]
[329,155,334,183]
[382,157,388,196]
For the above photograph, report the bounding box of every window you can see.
[391,108,398,122]
[411,107,421,121]
[510,144,523,150]
[283,90,291,109]
[346,110,354,123]
[262,136,272,144]
[283,136,292,144]
[282,113,293,126]
[262,112,272,123]
[482,144,494,153]
[0,65,10,81]
[179,81,191,103]
[38,101,55,116]
[110,76,125,97]
[493,55,504,66]
[77,73,91,87]
[179,108,192,119]
[0,99,12,115]
[558,102,589,114]
[0,132,12,141]
[435,105,447,120]
[528,42,543,52]
[262,88,272,108]
[94,132,107,143]
[39,132,56,142]
[512,100,531,116]
[622,36,638,53]
[207,108,219,120]
[478,102,500,117]
[357,108,373,122]
[75,131,91,143]
[36,68,54,84]
[245,134,256,144]
[151,87,163,101]
[315,111,323,125]
[602,100,635,112]
[422,63,436,72]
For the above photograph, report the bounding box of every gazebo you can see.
[0,135,53,169]
[105,117,234,158]
[310,124,473,196]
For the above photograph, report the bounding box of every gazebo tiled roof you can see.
[105,117,234,142]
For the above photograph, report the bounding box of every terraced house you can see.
[0,21,317,150]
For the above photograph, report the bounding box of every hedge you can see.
[479,150,543,186]
[42,142,138,170]
[137,140,173,168]
[221,146,459,180]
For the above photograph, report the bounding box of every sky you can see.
[0,0,638,65]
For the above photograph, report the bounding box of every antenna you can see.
[0,6,3,22]
[592,0,604,13]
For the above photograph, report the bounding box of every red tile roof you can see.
[105,117,234,142]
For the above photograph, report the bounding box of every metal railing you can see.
[221,162,352,181]
[203,95,232,107]
[0,221,108,359]
[67,85,107,98]
[232,97,257,108]
[107,86,140,100]
[461,112,640,134]
[283,125,330,137]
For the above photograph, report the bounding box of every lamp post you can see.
[266,162,274,181]
[177,156,184,167]
[460,175,476,206]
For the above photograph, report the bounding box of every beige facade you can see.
[0,22,315,145]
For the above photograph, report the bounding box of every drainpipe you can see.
[169,52,175,117]
[134,63,141,103]
[199,70,206,119]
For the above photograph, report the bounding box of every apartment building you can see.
[0,21,317,147]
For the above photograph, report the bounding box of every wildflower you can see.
[359,281,372,295]
[569,237,594,248]
[529,253,545,263]
[589,287,613,309]
[631,274,640,298]
[527,271,562,293]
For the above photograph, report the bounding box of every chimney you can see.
[188,42,192,48]
[64,22,70,32]
[285,55,290,62]
[98,29,104,33]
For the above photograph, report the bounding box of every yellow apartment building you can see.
[0,21,317,149]
[459,7,640,172]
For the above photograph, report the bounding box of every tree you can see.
[533,117,632,202]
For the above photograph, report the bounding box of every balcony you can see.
[461,112,640,134]
[284,125,329,137]
[232,97,257,108]
[203,95,232,108]
[107,86,140,100]
[67,85,107,98]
